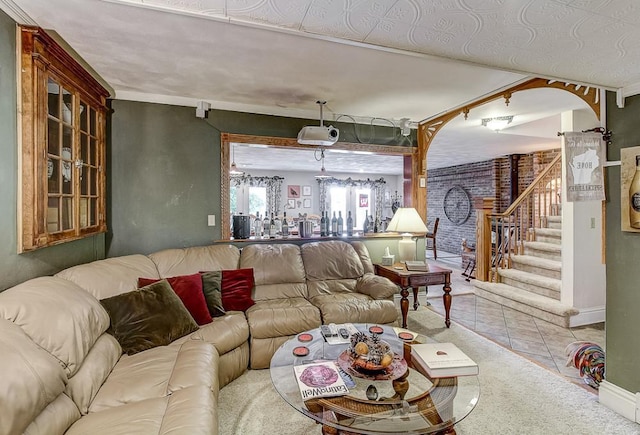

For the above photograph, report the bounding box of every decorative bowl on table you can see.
[348,332,394,372]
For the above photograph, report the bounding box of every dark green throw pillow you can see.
[100,280,199,355]
[200,271,226,317]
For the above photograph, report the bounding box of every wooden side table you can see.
[374,263,453,329]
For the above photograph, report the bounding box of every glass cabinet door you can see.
[20,25,109,251]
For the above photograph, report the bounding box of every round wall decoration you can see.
[443,185,471,225]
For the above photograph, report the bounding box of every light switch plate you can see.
[419,177,426,188]
[207,215,216,226]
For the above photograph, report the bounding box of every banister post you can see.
[474,198,495,282]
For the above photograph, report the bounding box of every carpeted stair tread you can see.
[546,215,562,223]
[523,241,561,253]
[510,254,561,271]
[535,228,561,238]
[474,281,577,317]
[498,268,561,292]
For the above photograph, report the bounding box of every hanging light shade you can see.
[314,148,332,179]
[229,144,244,176]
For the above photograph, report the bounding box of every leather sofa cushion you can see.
[150,244,240,277]
[23,394,80,435]
[246,298,321,340]
[65,333,121,415]
[0,276,110,377]
[351,241,375,274]
[100,280,199,355]
[249,335,292,369]
[310,293,398,325]
[0,319,68,435]
[56,254,160,300]
[66,386,217,435]
[181,311,250,356]
[240,244,308,300]
[307,278,357,298]
[301,241,364,281]
[356,273,398,299]
[89,339,218,413]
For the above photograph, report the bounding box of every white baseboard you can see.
[569,305,605,327]
[599,380,638,423]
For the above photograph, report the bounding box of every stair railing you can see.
[476,154,562,282]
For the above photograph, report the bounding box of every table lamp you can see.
[385,207,428,262]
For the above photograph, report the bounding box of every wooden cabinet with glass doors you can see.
[19,26,109,252]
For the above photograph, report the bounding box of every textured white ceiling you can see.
[3,0,621,170]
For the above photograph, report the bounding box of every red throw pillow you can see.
[138,273,212,325]
[220,268,256,312]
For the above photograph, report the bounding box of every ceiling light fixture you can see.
[481,116,513,131]
[298,101,339,146]
[229,144,244,176]
[314,148,332,179]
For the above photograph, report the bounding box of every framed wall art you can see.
[303,198,311,208]
[302,185,312,196]
[621,146,640,232]
[288,185,300,198]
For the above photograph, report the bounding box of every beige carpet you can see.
[218,308,639,434]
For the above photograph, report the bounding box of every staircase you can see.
[474,216,578,327]
[472,155,579,328]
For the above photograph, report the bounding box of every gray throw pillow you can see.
[100,280,199,355]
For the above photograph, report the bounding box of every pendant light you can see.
[230,144,243,176]
[314,148,331,179]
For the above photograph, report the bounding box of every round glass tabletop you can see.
[270,324,479,434]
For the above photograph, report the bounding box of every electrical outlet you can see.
[207,215,216,226]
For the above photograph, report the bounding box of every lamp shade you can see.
[386,208,427,234]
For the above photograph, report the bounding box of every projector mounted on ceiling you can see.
[298,100,339,146]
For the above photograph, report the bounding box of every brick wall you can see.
[427,149,559,256]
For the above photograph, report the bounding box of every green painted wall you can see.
[604,91,640,394]
[0,11,104,292]
[108,100,413,257]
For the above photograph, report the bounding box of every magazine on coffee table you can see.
[293,361,350,400]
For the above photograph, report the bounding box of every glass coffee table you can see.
[270,324,479,434]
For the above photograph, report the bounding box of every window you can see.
[19,26,109,251]
[231,185,267,216]
[328,186,374,230]
[319,178,385,232]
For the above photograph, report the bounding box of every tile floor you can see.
[415,253,604,391]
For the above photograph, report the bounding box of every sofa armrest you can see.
[355,273,398,300]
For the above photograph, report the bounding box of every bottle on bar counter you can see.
[269,213,277,238]
[331,211,338,236]
[263,212,270,239]
[320,211,327,237]
[362,210,369,234]
[274,213,282,236]
[254,212,262,237]
[337,211,344,236]
[282,211,289,238]
[346,211,353,236]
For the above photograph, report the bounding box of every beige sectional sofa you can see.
[0,240,398,435]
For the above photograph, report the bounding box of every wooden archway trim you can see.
[413,77,601,220]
